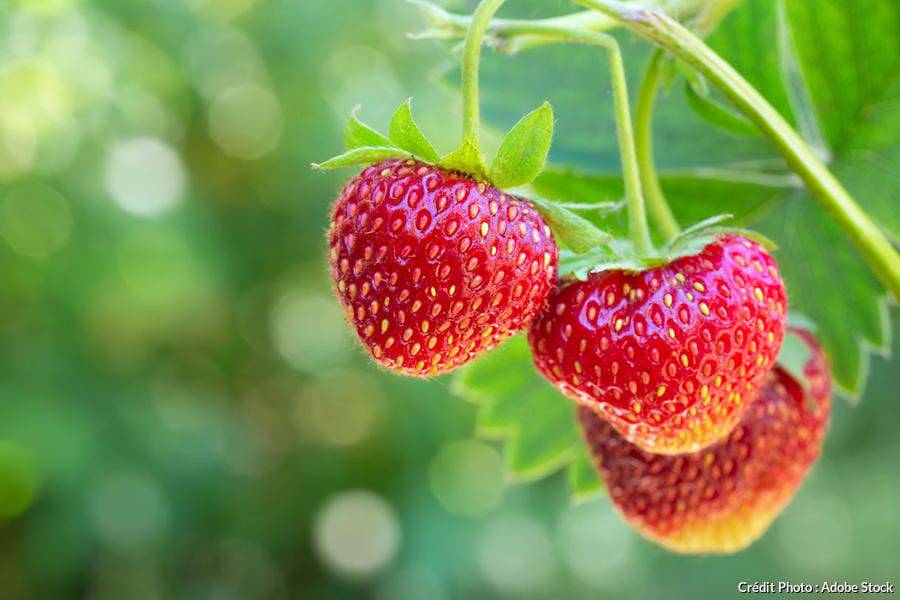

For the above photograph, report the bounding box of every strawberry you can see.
[329,158,558,377]
[579,328,830,554]
[529,234,787,454]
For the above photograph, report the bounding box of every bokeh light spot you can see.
[209,83,283,159]
[269,290,350,373]
[313,490,401,580]
[478,512,556,594]
[429,440,504,517]
[182,27,265,100]
[0,183,73,258]
[0,442,39,519]
[322,46,401,124]
[296,370,381,447]
[0,60,72,131]
[557,501,640,590]
[14,0,80,15]
[104,137,185,216]
[90,470,171,552]
[189,0,257,22]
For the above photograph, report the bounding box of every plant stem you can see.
[635,49,680,239]
[605,38,654,256]
[458,0,506,154]
[498,23,653,255]
[576,0,900,297]
[449,19,656,255]
[410,1,617,45]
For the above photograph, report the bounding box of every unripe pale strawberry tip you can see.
[579,327,830,554]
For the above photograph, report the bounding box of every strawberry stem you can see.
[448,18,656,256]
[448,0,506,178]
[635,49,681,240]
[604,37,654,257]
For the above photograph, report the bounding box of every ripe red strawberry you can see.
[329,158,558,376]
[529,234,787,454]
[579,328,830,554]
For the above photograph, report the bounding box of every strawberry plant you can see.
[314,0,900,553]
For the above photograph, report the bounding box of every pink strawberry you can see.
[329,158,558,376]
[579,328,830,554]
[529,234,787,454]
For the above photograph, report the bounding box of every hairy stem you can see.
[577,0,900,297]
[458,0,506,154]
[410,1,616,45]
[606,38,654,256]
[501,24,652,255]
[635,49,680,239]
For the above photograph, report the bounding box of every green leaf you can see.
[684,81,759,137]
[748,0,899,395]
[777,328,813,390]
[388,98,441,163]
[344,107,391,150]
[669,213,734,242]
[463,0,787,172]
[546,199,624,213]
[704,0,797,123]
[528,197,612,254]
[489,102,554,189]
[568,445,604,503]
[784,0,900,243]
[558,246,648,280]
[453,335,584,482]
[532,167,790,242]
[759,196,890,398]
[311,146,409,170]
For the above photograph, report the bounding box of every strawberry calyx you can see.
[312,99,614,258]
[559,212,777,280]
[312,98,555,188]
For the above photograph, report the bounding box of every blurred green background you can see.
[0,0,898,597]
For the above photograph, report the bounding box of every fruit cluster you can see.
[324,158,830,554]
[316,0,834,553]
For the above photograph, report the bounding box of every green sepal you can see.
[558,245,651,281]
[439,133,489,180]
[710,227,777,249]
[549,200,625,213]
[489,102,554,189]
[344,106,392,149]
[668,227,777,259]
[684,80,759,137]
[388,98,441,163]
[311,146,411,170]
[529,197,613,254]
[664,214,777,259]
[557,214,778,282]
[669,213,734,243]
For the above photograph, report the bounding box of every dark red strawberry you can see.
[579,328,830,554]
[329,158,558,376]
[529,234,787,454]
